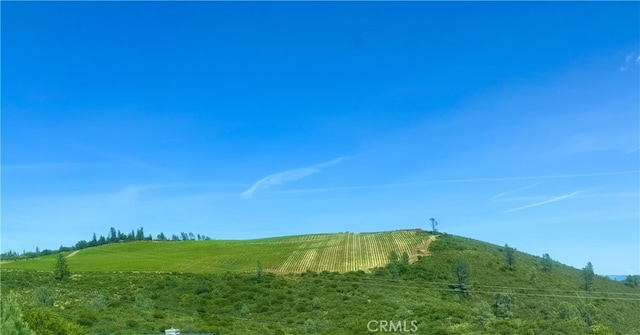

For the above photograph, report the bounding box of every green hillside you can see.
[1,231,431,273]
[2,232,639,335]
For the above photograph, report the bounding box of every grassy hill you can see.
[1,231,432,273]
[2,231,639,335]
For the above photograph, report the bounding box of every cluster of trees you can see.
[623,275,640,288]
[387,250,410,282]
[447,242,603,295]
[155,231,211,242]
[0,227,212,261]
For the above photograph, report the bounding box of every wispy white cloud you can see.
[268,170,639,195]
[492,182,541,200]
[620,52,639,72]
[562,132,636,154]
[241,158,345,199]
[625,52,635,62]
[625,147,640,154]
[495,191,639,202]
[502,191,582,214]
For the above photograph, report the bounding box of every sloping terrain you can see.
[2,231,432,273]
[2,232,639,334]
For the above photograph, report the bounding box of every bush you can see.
[1,292,35,335]
[35,287,54,307]
[23,308,84,335]
[493,290,515,318]
[473,301,495,328]
[303,319,317,334]
[152,309,165,319]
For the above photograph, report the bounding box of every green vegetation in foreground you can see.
[2,231,430,273]
[2,233,639,335]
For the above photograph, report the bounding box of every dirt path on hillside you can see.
[66,250,80,258]
[410,235,436,262]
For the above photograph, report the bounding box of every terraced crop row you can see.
[271,231,430,273]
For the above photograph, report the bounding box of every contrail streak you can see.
[241,158,345,199]
[502,191,582,214]
[492,182,542,200]
[268,170,639,195]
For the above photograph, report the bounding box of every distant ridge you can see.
[607,275,636,281]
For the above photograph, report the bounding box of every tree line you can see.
[0,227,212,261]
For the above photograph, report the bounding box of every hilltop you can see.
[2,231,432,274]
[1,231,639,335]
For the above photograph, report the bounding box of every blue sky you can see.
[2,2,639,275]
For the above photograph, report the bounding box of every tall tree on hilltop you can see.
[541,253,553,272]
[429,218,438,233]
[136,227,145,241]
[504,244,515,271]
[109,227,117,243]
[90,233,98,247]
[582,261,595,291]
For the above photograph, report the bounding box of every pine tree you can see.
[136,227,145,241]
[54,254,70,280]
[504,244,515,270]
[541,253,553,272]
[255,261,264,283]
[582,261,595,291]
[109,227,117,243]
